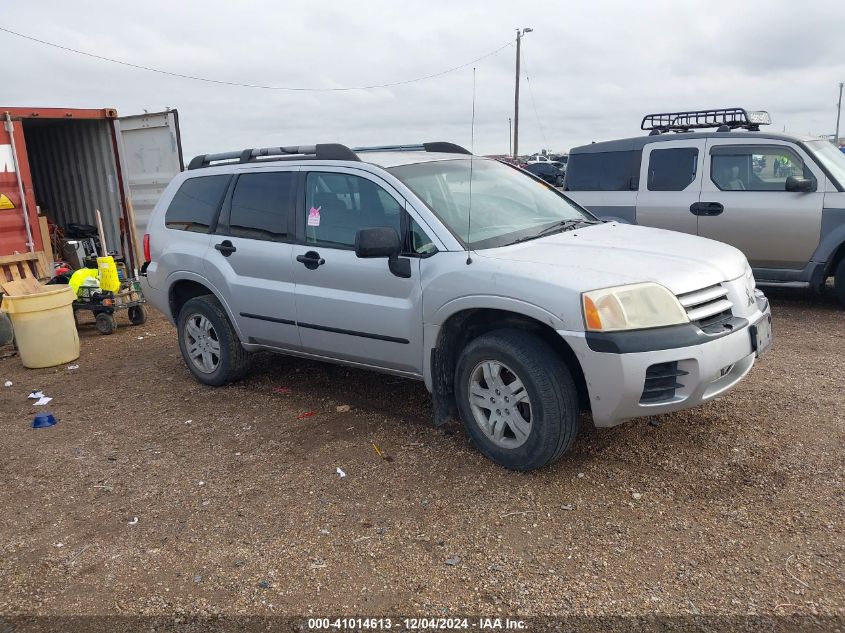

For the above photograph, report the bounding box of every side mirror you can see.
[355,227,411,278]
[355,227,401,258]
[785,175,815,193]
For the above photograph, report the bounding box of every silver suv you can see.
[564,108,845,305]
[141,141,772,470]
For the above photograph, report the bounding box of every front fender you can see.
[431,295,566,329]
[422,295,568,392]
[813,207,845,272]
[165,271,244,341]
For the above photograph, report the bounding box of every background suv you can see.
[564,107,845,306]
[523,161,565,186]
[142,141,771,470]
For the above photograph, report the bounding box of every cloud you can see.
[2,0,844,158]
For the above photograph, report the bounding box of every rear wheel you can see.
[177,295,249,386]
[835,259,845,307]
[454,329,579,471]
[127,305,148,326]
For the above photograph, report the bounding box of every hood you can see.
[477,222,748,295]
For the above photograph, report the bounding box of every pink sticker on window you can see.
[307,206,321,227]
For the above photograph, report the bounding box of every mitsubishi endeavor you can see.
[141,141,772,471]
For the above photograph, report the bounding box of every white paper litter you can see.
[3,380,11,388]
[28,391,44,399]
[336,467,347,478]
[127,517,138,526]
[67,365,79,370]
[34,396,53,406]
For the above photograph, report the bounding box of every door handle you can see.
[214,240,237,256]
[296,250,325,270]
[690,202,724,216]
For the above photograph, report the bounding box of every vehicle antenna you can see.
[466,67,476,265]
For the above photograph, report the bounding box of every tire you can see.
[95,313,116,335]
[835,258,845,307]
[127,305,148,326]
[454,329,579,471]
[177,294,249,386]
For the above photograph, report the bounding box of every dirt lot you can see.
[0,289,843,624]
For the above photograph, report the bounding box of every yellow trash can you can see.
[1,286,80,368]
[97,256,121,293]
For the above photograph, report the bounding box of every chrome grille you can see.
[677,284,733,329]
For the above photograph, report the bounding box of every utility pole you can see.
[508,118,512,156]
[836,82,843,145]
[513,27,532,158]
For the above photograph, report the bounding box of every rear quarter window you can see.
[165,175,230,233]
[564,150,641,191]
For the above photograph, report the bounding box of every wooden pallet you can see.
[0,251,49,284]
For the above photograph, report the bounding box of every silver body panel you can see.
[143,152,769,427]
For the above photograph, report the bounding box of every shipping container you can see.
[0,107,183,282]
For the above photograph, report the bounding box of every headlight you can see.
[582,282,689,332]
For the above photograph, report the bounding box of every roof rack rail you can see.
[352,142,472,155]
[641,108,771,134]
[187,143,360,170]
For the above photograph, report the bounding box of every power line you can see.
[0,26,513,92]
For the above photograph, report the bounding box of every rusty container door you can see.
[0,114,40,255]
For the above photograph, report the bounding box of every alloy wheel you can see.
[468,360,532,448]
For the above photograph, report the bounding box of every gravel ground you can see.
[0,288,842,625]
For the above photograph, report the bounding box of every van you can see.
[564,108,845,305]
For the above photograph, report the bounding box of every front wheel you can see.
[95,313,116,335]
[454,329,579,471]
[177,295,249,386]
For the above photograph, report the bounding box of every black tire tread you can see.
[95,313,116,335]
[128,305,148,326]
[455,329,579,471]
[178,294,249,386]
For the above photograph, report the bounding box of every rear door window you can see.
[165,175,230,232]
[564,150,641,191]
[647,147,699,191]
[228,171,294,241]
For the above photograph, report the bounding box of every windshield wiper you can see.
[510,219,600,245]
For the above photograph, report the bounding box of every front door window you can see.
[304,172,403,248]
[710,146,815,192]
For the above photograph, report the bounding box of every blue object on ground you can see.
[32,412,57,428]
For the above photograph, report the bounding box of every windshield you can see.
[807,140,845,189]
[388,159,591,248]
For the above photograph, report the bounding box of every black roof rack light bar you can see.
[187,143,360,170]
[641,108,772,134]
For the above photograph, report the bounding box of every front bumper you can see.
[561,293,772,427]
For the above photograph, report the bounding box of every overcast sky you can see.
[3,0,845,159]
